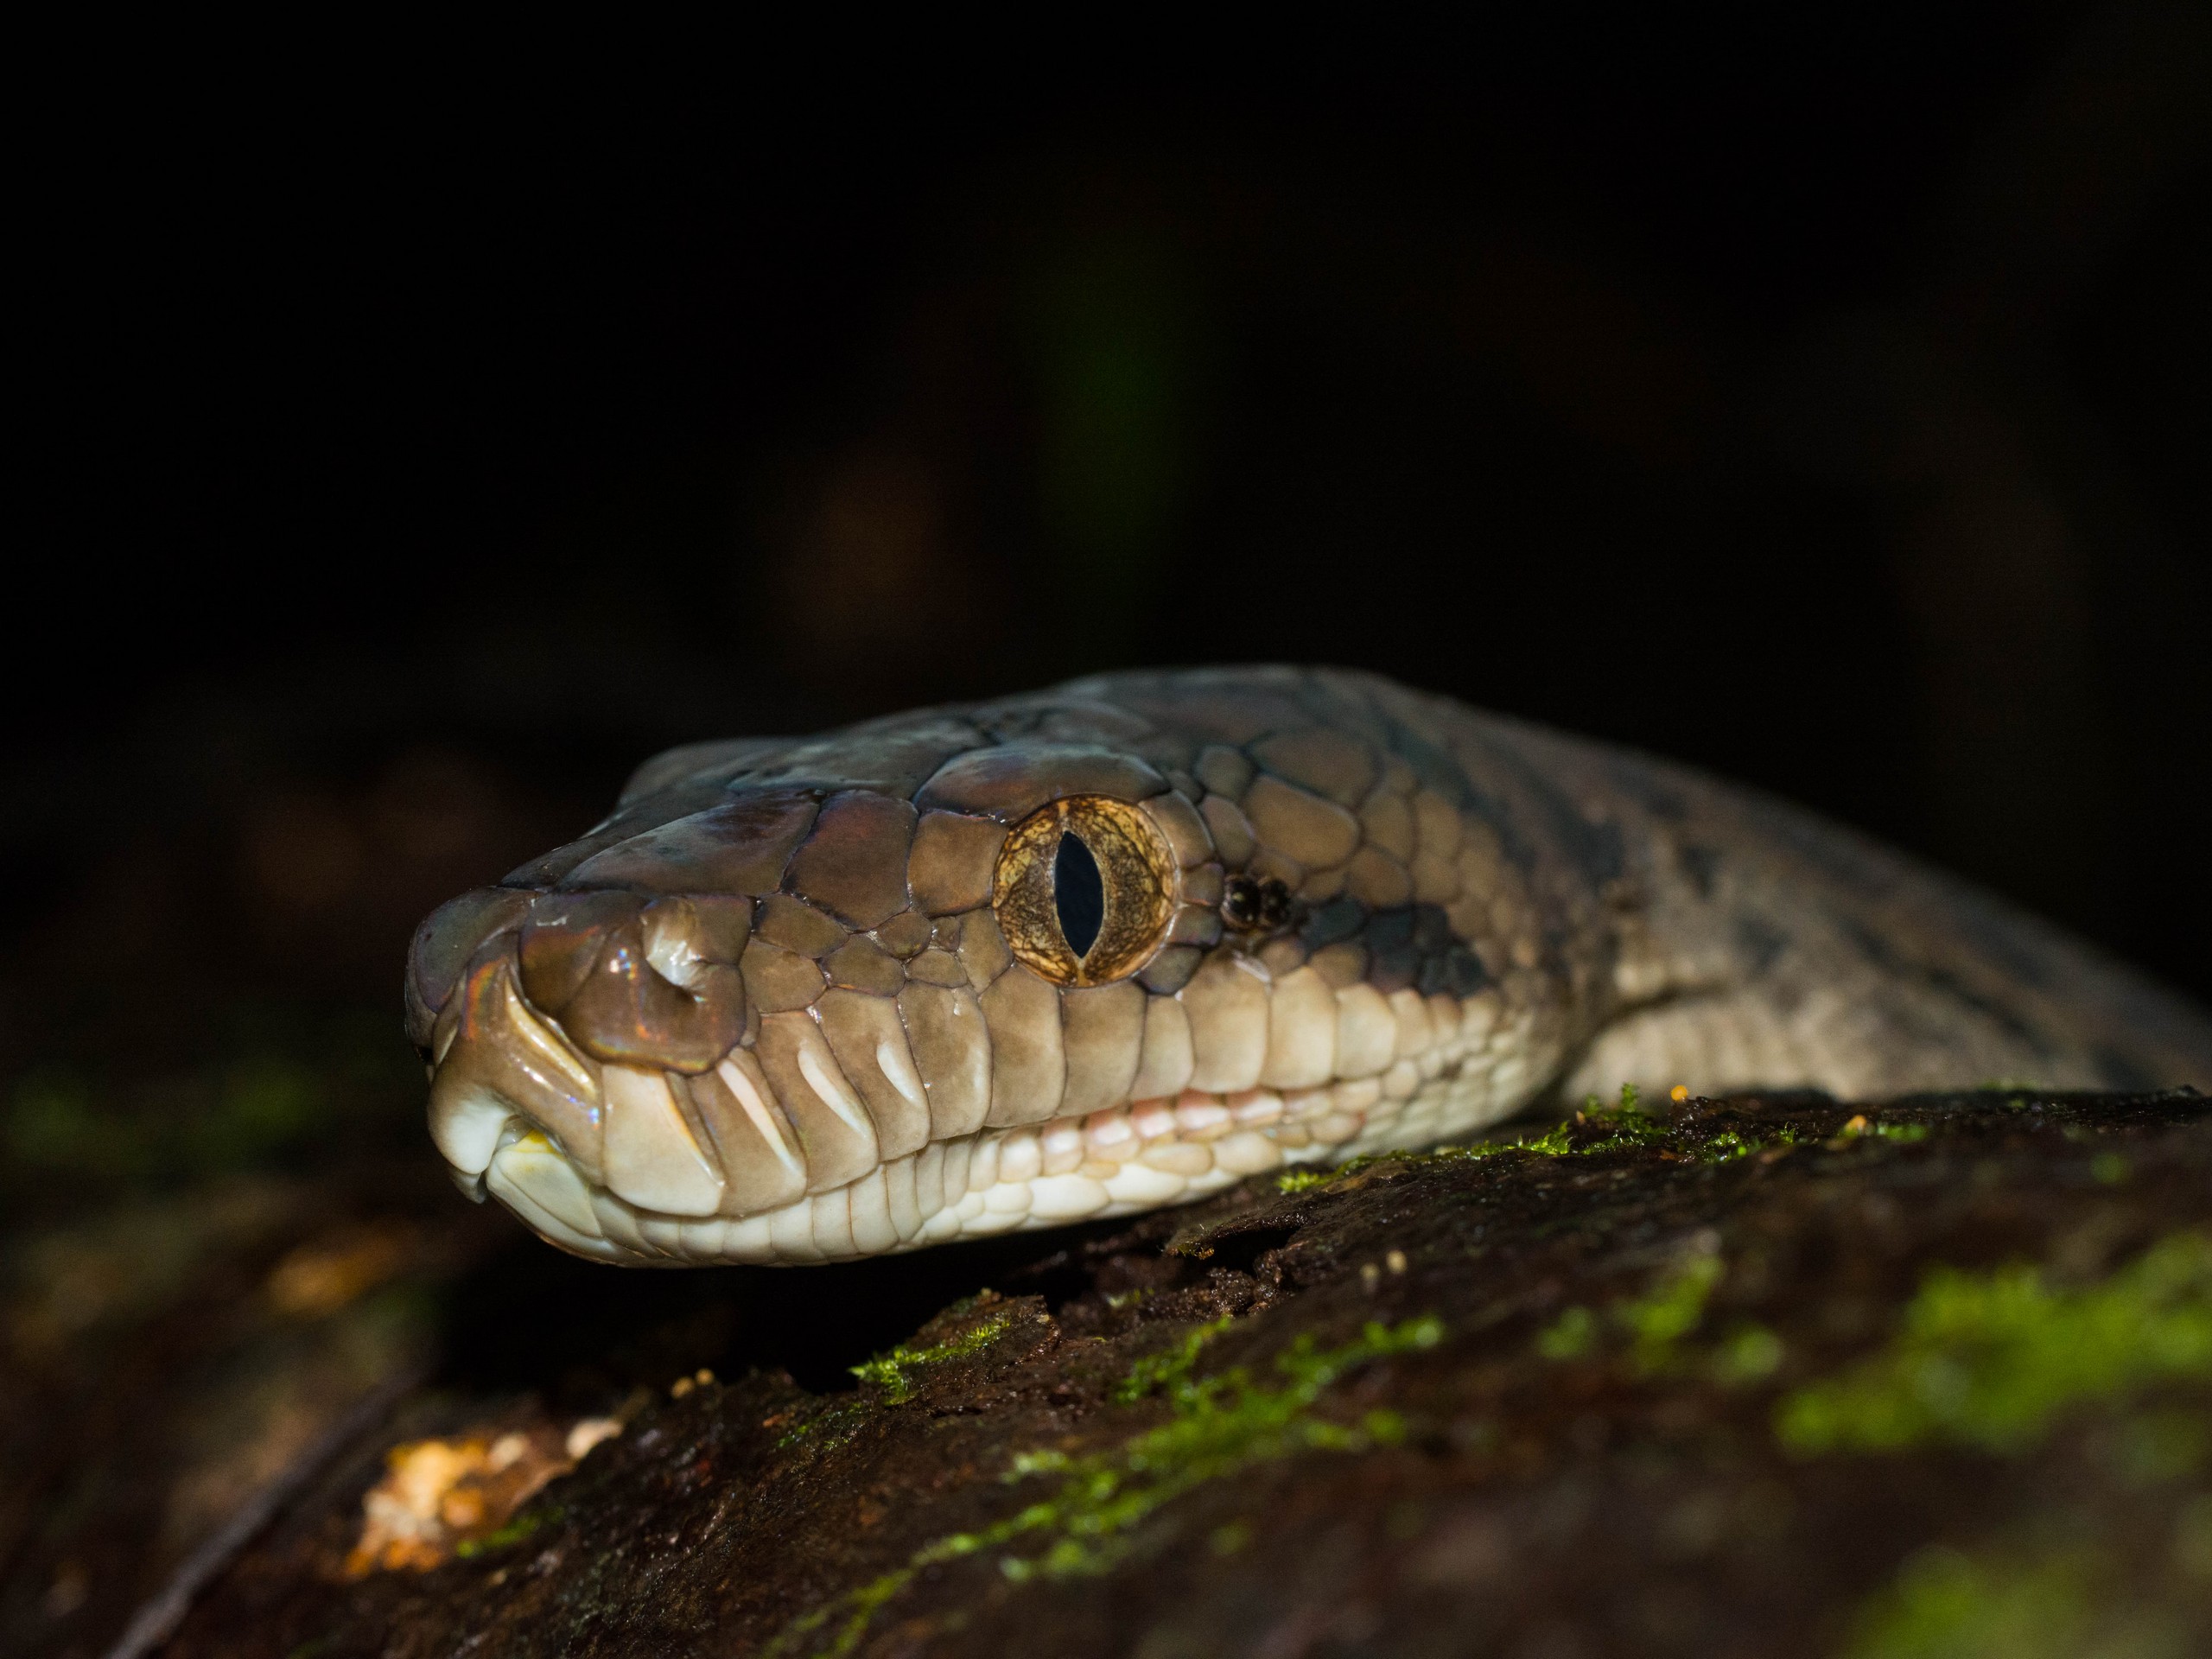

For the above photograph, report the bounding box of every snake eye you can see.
[993,795,1177,986]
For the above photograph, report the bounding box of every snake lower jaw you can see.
[435,1018,1541,1267]
[419,911,1542,1263]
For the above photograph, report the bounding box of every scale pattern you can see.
[404,667,2212,1265]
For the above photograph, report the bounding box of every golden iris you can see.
[992,796,1178,986]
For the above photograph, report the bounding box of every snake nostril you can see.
[1053,831,1105,958]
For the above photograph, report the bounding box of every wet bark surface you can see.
[15,1088,2212,1658]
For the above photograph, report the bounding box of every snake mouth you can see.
[413,909,1521,1267]
[420,927,1520,1266]
[438,1054,1417,1268]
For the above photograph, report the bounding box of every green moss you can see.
[785,1298,1022,1446]
[1696,1126,1799,1163]
[1835,1116,1930,1146]
[454,1504,559,1559]
[1711,1323,1785,1384]
[1536,1306,1596,1359]
[1777,1231,2212,1456]
[849,1308,1019,1405]
[1619,1255,1723,1372]
[2108,1409,2210,1486]
[2174,1494,2212,1580]
[1288,1085,1679,1196]
[773,1397,873,1454]
[2092,1152,2131,1185]
[1841,1543,2185,1659]
[997,1316,1440,1582]
[1280,1083,1803,1197]
[1533,1252,1783,1385]
[1110,1316,1231,1404]
[767,1314,1445,1657]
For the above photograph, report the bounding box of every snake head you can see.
[406,671,1520,1265]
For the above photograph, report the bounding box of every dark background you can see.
[7,3,2209,1205]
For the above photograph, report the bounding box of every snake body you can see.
[404,667,2212,1266]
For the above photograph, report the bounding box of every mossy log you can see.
[17,1089,2212,1657]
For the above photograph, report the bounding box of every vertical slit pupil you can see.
[1054,831,1105,959]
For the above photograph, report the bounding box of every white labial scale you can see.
[965,1183,1030,1235]
[1174,1091,1232,1138]
[1388,990,1433,1062]
[810,1185,855,1258]
[721,1211,778,1262]
[677,1217,725,1261]
[1084,1109,1140,1161]
[1060,982,1145,1116]
[769,1194,829,1262]
[433,1083,518,1183]
[1141,1140,1211,1177]
[1274,1132,1334,1167]
[886,1154,923,1242]
[1227,1089,1283,1127]
[589,1187,656,1257]
[1338,1077,1383,1115]
[601,1065,724,1217]
[1182,956,1270,1093]
[1130,998,1195,1099]
[1309,1113,1363,1147]
[1213,1129,1283,1175]
[848,1167,899,1255]
[1487,1052,1532,1103]
[942,1135,974,1204]
[488,1134,613,1257]
[1333,984,1398,1079]
[1027,1173,1111,1222]
[966,1135,1001,1194]
[1261,967,1338,1090]
[912,1141,946,1220]
[1039,1120,1084,1175]
[1191,1165,1249,1201]
[817,991,932,1160]
[702,1052,808,1211]
[1130,1100,1177,1142]
[1103,1160,1189,1206]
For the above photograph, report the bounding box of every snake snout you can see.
[404,886,533,1053]
[513,890,751,1072]
[409,885,753,1072]
[412,882,755,1237]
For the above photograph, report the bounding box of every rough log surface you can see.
[17,1089,2212,1657]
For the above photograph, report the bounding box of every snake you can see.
[404,666,2212,1267]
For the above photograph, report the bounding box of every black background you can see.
[10,3,2209,1090]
